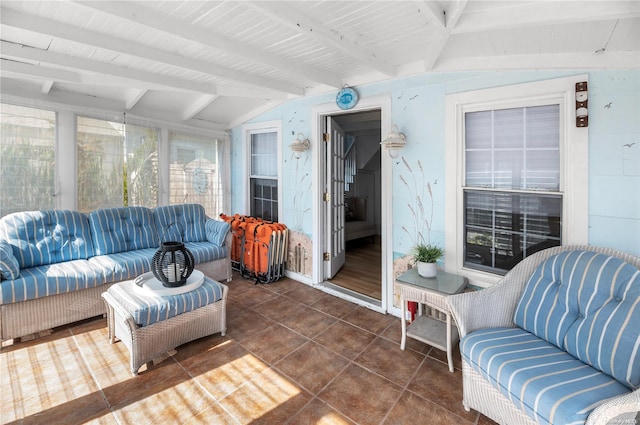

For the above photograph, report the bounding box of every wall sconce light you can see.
[289,133,310,159]
[576,82,588,127]
[380,124,406,158]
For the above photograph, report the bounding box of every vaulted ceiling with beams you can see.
[1,1,638,130]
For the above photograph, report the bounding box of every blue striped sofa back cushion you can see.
[0,210,94,268]
[89,207,158,255]
[514,250,640,389]
[153,204,207,243]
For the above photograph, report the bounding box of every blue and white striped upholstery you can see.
[206,219,230,246]
[88,248,157,283]
[0,210,94,268]
[460,328,631,425]
[154,204,207,243]
[89,207,158,255]
[107,276,225,327]
[0,260,106,304]
[184,241,228,264]
[513,250,640,389]
[0,241,20,280]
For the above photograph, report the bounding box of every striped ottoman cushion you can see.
[107,276,225,327]
[461,327,631,425]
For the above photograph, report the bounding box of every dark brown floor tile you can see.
[478,413,500,424]
[258,277,303,294]
[183,340,269,400]
[355,337,425,386]
[225,307,274,342]
[379,321,433,354]
[227,282,279,308]
[383,391,475,425]
[250,294,308,321]
[284,283,332,305]
[183,402,240,424]
[407,356,476,421]
[278,306,338,338]
[109,371,215,424]
[220,367,312,425]
[240,324,308,365]
[342,306,396,334]
[318,363,402,425]
[275,341,349,395]
[428,340,463,370]
[288,397,356,425]
[313,321,376,360]
[170,332,231,363]
[310,295,358,319]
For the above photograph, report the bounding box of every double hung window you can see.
[446,76,588,285]
[248,129,279,222]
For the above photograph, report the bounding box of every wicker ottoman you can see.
[101,275,227,375]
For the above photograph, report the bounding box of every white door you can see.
[324,117,346,279]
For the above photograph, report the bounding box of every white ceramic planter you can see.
[417,261,437,278]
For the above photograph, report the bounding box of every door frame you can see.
[311,95,395,315]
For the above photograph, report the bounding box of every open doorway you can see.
[323,110,382,302]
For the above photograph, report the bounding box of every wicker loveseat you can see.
[0,203,231,342]
[448,245,640,425]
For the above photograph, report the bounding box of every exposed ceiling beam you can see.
[72,0,342,88]
[423,0,468,70]
[182,94,218,121]
[246,1,397,77]
[0,7,303,96]
[452,1,640,34]
[0,58,82,83]
[417,0,446,28]
[434,51,640,71]
[125,89,147,110]
[1,41,221,95]
[41,80,54,94]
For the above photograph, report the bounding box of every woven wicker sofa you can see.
[448,245,640,425]
[0,203,231,342]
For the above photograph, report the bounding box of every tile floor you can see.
[1,273,498,425]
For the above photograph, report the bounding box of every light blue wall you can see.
[230,70,640,257]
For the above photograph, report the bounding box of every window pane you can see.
[1,103,56,216]
[169,131,224,218]
[250,132,277,177]
[125,124,159,208]
[77,116,125,212]
[464,190,562,274]
[250,178,277,221]
[465,105,560,191]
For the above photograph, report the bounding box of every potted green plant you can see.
[413,243,444,278]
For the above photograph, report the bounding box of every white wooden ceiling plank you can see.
[453,1,640,34]
[71,0,342,88]
[0,58,82,83]
[125,89,147,110]
[0,7,303,96]
[423,0,468,70]
[182,94,219,121]
[245,1,397,77]
[1,41,219,95]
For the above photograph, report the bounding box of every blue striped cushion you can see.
[184,241,228,263]
[461,328,631,425]
[0,242,20,280]
[89,207,158,255]
[205,219,230,247]
[107,276,225,327]
[0,210,94,268]
[514,251,640,389]
[154,204,207,243]
[0,260,106,304]
[88,248,157,283]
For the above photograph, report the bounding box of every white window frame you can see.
[445,75,589,287]
[242,120,282,220]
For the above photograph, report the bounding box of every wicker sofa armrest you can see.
[586,388,640,425]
